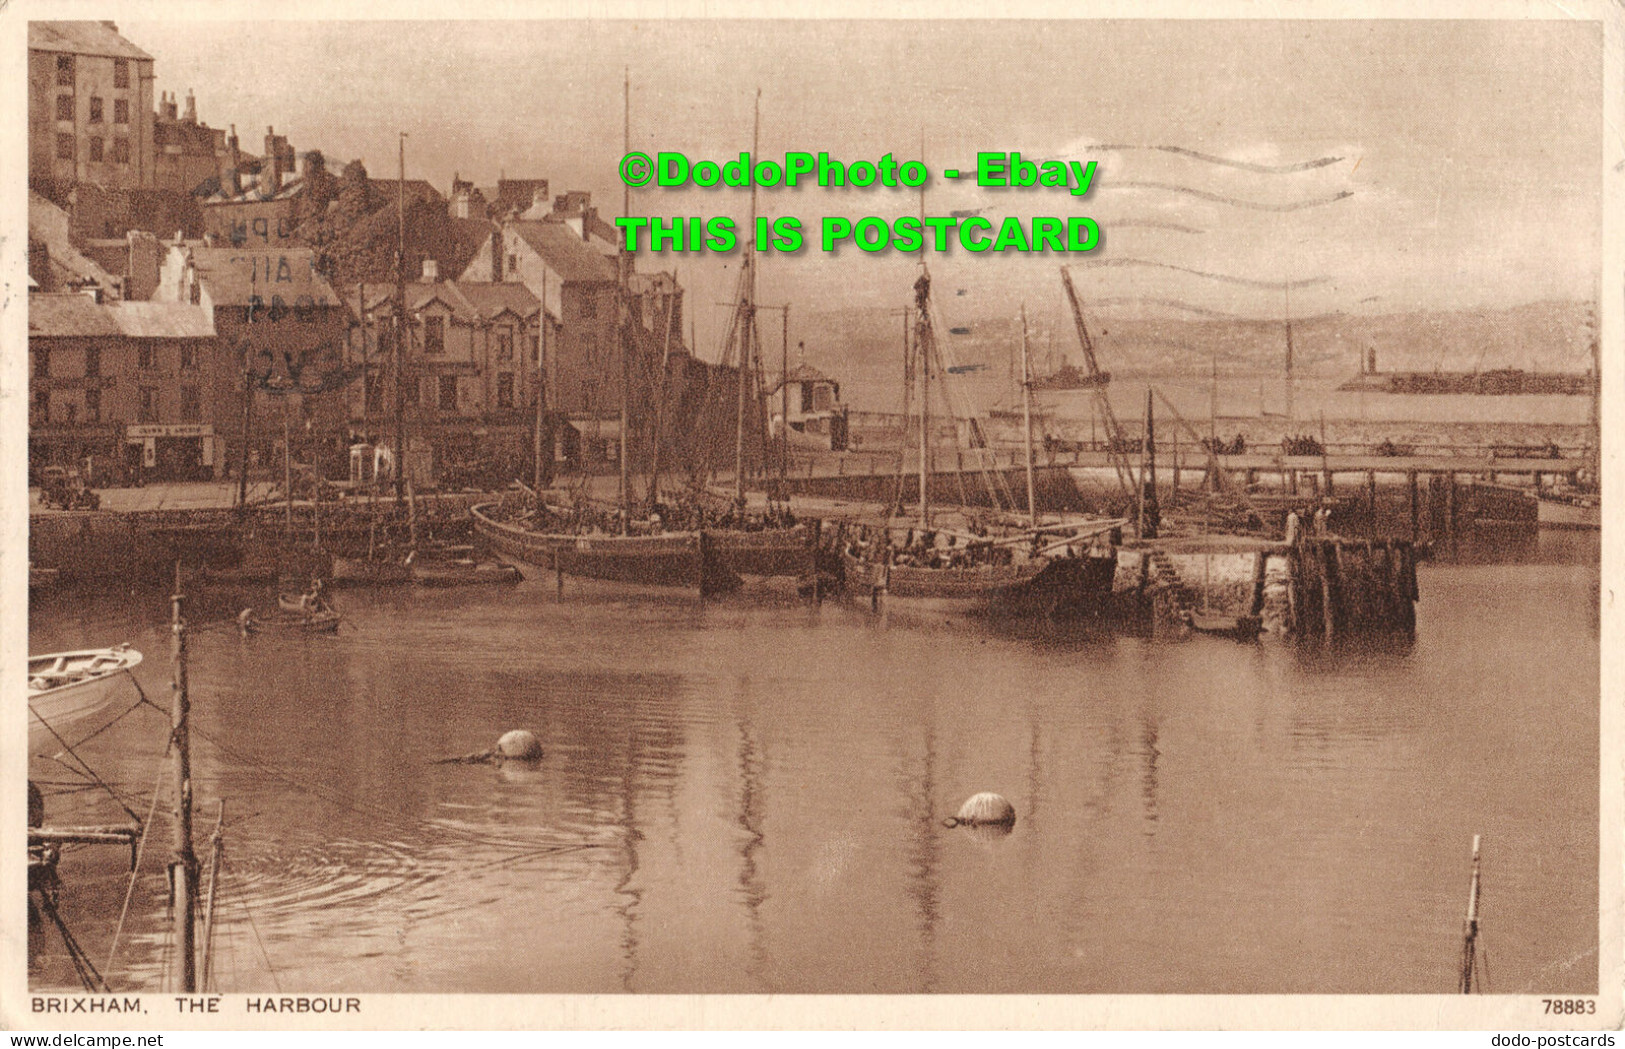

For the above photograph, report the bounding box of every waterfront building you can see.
[27,291,220,483]
[28,21,156,191]
[345,267,546,485]
[152,242,349,477]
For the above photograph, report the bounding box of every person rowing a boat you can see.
[299,576,331,618]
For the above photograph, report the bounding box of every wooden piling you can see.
[1408,471,1420,542]
[1446,475,1458,554]
[168,562,197,993]
[1459,834,1482,993]
[1249,550,1268,617]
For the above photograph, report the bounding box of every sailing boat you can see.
[474,74,730,592]
[839,270,1121,619]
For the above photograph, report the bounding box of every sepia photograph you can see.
[7,0,1620,1030]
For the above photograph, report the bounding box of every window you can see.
[506,255,518,278]
[364,373,383,414]
[84,346,99,378]
[496,373,514,408]
[139,387,158,424]
[56,55,74,87]
[189,281,201,306]
[180,344,197,370]
[179,385,200,423]
[423,315,445,354]
[88,137,103,162]
[35,348,50,378]
[34,388,50,423]
[801,383,814,413]
[496,326,513,361]
[56,94,75,121]
[579,294,596,319]
[88,96,102,123]
[528,333,541,365]
[113,59,129,89]
[583,379,598,411]
[110,138,130,164]
[138,345,156,370]
[114,98,128,124]
[439,375,458,412]
[84,387,100,423]
[63,401,78,424]
[56,133,74,160]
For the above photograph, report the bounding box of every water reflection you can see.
[26,537,1599,995]
[733,701,769,990]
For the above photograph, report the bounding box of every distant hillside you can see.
[791,301,1597,398]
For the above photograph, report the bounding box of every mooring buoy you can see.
[496,729,543,760]
[943,792,1016,828]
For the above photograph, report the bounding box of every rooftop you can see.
[29,21,152,61]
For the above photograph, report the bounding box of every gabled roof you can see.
[186,246,342,307]
[30,293,122,337]
[29,21,152,61]
[349,280,540,324]
[770,362,838,394]
[453,281,541,321]
[506,221,616,283]
[368,179,445,206]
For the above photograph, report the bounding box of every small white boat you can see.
[1538,491,1600,530]
[27,645,143,756]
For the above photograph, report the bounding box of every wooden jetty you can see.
[1119,531,1418,642]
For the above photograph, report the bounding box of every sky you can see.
[120,16,1607,361]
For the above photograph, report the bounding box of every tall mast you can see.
[780,304,789,490]
[619,69,632,527]
[393,132,408,506]
[168,564,197,991]
[542,267,555,490]
[1020,304,1037,528]
[1283,281,1295,428]
[647,267,676,507]
[734,90,760,505]
[917,129,930,529]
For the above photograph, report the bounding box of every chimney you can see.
[421,259,439,282]
[125,230,160,301]
[183,89,197,124]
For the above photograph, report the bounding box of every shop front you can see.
[124,424,221,482]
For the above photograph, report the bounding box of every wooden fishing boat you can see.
[471,503,730,591]
[841,547,1116,619]
[27,645,143,756]
[241,608,341,634]
[411,558,523,587]
[330,555,413,587]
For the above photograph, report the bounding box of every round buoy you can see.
[496,729,542,761]
[945,792,1016,828]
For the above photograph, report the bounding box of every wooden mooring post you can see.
[1285,536,1417,642]
[1459,834,1482,993]
[168,562,198,993]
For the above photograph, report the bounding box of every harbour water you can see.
[28,532,1598,995]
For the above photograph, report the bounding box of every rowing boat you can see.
[27,645,143,756]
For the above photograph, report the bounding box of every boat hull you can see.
[28,647,143,756]
[1537,496,1600,530]
[841,550,1116,619]
[705,525,811,578]
[472,504,715,590]
[331,557,413,587]
[245,611,341,634]
[412,562,524,587]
